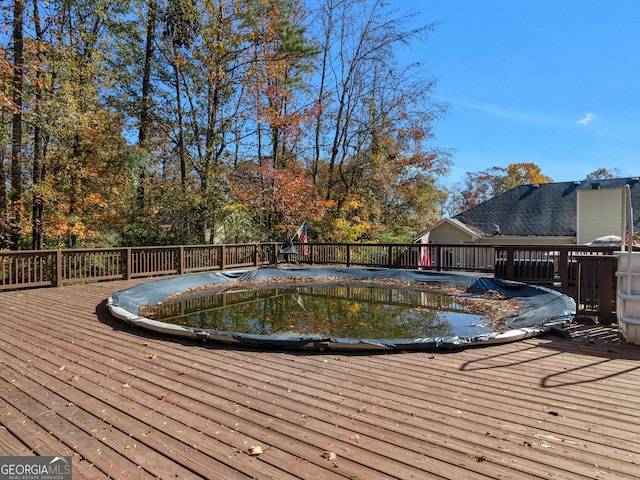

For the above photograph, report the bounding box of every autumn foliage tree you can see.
[0,0,478,249]
[447,162,554,216]
[305,0,449,240]
[0,0,139,248]
[231,163,331,239]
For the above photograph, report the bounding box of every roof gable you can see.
[418,217,482,240]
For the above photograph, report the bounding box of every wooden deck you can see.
[1,279,640,479]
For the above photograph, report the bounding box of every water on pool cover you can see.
[145,283,503,339]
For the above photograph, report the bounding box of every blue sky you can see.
[395,0,640,186]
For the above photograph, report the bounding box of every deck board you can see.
[1,278,640,479]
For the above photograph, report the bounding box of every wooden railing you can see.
[291,243,496,271]
[1,244,281,290]
[0,242,497,290]
[1,242,626,323]
[494,245,619,323]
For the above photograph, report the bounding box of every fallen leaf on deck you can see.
[323,451,337,461]
[349,434,360,442]
[146,354,157,360]
[248,445,263,456]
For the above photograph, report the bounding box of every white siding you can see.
[577,188,623,244]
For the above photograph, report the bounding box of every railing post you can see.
[506,247,515,279]
[178,246,185,275]
[124,248,132,280]
[346,244,351,267]
[254,243,259,267]
[55,250,63,288]
[598,256,615,324]
[221,245,227,270]
[558,247,569,288]
[388,245,393,268]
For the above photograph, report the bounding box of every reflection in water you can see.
[144,283,501,339]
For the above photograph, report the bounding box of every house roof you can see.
[446,217,485,237]
[454,177,640,237]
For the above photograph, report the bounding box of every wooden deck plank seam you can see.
[1,318,490,480]
[1,308,460,480]
[6,300,640,476]
[3,318,632,480]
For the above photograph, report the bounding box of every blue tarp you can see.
[107,267,575,351]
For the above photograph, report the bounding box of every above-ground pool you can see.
[107,267,575,351]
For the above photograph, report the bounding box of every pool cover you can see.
[107,267,576,351]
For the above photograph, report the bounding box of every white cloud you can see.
[441,96,562,127]
[576,112,596,126]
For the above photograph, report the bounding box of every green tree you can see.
[585,168,622,180]
[246,0,317,169]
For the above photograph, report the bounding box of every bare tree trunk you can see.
[137,0,157,209]
[312,4,332,185]
[0,65,8,249]
[172,61,187,187]
[10,0,24,250]
[31,0,44,250]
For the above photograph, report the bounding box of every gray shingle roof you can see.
[454,177,640,237]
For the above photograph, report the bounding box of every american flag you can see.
[295,221,307,243]
[625,224,637,246]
